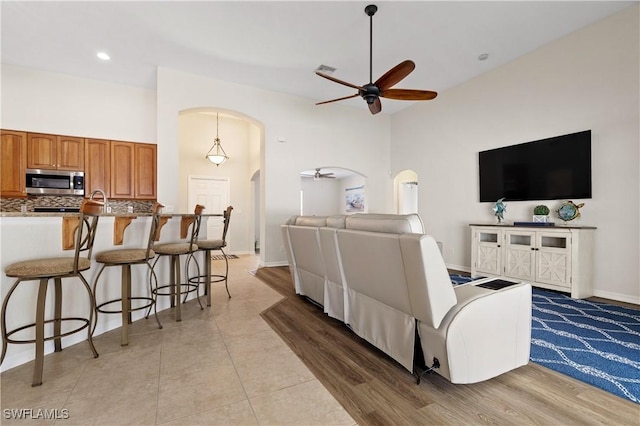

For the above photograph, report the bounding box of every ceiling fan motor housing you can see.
[361,84,380,104]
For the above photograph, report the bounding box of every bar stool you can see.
[1,199,102,386]
[188,206,233,306]
[150,204,203,322]
[92,203,163,346]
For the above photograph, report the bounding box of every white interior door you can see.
[188,176,230,243]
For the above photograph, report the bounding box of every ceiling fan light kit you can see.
[316,4,437,115]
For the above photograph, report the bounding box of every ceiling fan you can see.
[302,168,336,180]
[315,4,437,115]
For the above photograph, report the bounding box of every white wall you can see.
[301,177,341,216]
[156,68,392,267]
[1,64,155,142]
[391,6,639,302]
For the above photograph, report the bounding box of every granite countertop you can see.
[1,212,153,218]
[1,212,221,218]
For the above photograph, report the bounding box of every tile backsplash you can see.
[1,196,154,214]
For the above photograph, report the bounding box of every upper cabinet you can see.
[84,139,111,198]
[110,141,157,200]
[111,141,135,199]
[1,130,27,197]
[134,143,157,200]
[1,129,156,201]
[27,133,84,171]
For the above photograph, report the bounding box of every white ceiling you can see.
[1,1,634,114]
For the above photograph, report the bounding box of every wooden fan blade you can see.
[315,72,364,91]
[368,97,382,114]
[374,60,415,91]
[381,88,438,101]
[316,93,359,105]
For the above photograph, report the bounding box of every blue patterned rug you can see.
[449,275,640,404]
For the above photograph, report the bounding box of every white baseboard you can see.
[261,261,289,268]
[593,289,640,305]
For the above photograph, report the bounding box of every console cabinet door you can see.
[535,232,572,287]
[504,231,536,281]
[85,139,111,197]
[471,228,502,277]
[1,130,27,197]
[134,143,157,200]
[110,141,135,199]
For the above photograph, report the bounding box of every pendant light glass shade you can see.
[205,113,229,166]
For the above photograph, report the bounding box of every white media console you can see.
[470,224,596,299]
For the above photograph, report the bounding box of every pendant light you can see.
[205,113,229,166]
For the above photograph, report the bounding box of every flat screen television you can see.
[479,130,592,202]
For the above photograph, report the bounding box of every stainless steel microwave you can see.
[25,169,85,196]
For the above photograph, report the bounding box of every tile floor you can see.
[0,255,356,425]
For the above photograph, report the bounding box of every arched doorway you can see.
[394,169,418,214]
[178,107,264,258]
[299,167,366,215]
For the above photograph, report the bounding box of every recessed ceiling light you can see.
[96,52,111,61]
[478,53,489,61]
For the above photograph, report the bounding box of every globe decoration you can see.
[557,201,584,222]
[493,198,507,224]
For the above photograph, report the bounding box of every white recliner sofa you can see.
[282,213,532,384]
[281,215,347,320]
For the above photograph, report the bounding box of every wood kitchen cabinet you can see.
[1,130,27,197]
[110,141,135,199]
[109,141,156,200]
[84,139,111,197]
[134,143,157,200]
[27,133,84,171]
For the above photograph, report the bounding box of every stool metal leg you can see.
[147,262,163,330]
[77,274,99,360]
[91,264,107,336]
[33,278,48,387]
[53,278,62,352]
[205,249,212,307]
[121,265,130,346]
[173,255,181,322]
[0,279,22,365]
[220,249,231,299]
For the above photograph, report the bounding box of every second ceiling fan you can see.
[316,4,437,115]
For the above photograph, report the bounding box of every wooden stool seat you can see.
[6,258,91,277]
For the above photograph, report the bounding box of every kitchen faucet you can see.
[89,189,109,213]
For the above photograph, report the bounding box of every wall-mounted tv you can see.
[479,130,592,202]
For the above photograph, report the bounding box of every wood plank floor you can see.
[255,266,639,425]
